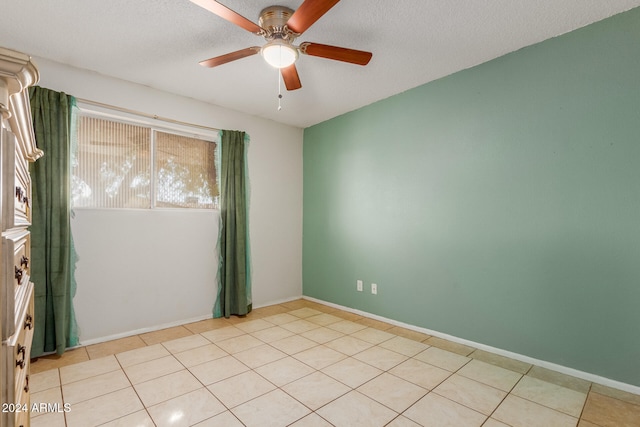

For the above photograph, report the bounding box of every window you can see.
[155,131,217,209]
[72,111,219,209]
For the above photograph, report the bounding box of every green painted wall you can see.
[303,8,640,386]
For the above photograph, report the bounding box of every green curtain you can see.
[29,86,79,357]
[214,130,252,318]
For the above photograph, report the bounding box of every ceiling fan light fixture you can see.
[262,39,298,69]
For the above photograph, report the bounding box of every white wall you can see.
[35,58,304,343]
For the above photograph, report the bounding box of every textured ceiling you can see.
[1,0,639,128]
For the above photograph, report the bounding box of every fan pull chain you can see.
[277,70,283,111]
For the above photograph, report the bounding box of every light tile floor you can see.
[29,299,640,427]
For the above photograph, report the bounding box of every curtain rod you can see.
[75,98,220,133]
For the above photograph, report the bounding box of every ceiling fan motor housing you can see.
[259,6,298,42]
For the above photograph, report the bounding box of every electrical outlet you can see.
[357,280,363,292]
[371,283,377,295]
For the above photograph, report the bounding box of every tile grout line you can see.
[112,349,157,427]
[480,371,523,427]
[577,382,596,427]
[59,367,71,427]
[409,354,503,426]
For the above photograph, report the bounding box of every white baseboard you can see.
[254,295,304,309]
[77,313,214,347]
[302,296,640,396]
[75,295,305,348]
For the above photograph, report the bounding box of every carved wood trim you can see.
[0,47,42,161]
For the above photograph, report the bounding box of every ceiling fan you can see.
[190,0,373,91]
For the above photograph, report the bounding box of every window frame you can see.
[74,103,220,211]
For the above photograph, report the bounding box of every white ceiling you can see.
[2,1,639,128]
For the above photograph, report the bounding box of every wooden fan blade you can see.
[190,0,263,34]
[199,47,260,68]
[287,0,340,34]
[281,64,302,91]
[300,42,372,65]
